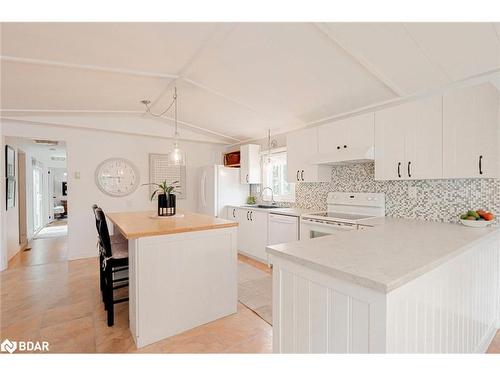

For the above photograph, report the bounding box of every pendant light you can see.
[141,87,185,166]
[167,87,185,166]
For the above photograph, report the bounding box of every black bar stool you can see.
[94,207,129,326]
[92,204,127,303]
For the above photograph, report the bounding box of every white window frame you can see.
[260,148,295,203]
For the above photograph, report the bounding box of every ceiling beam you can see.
[1,117,232,145]
[400,24,453,83]
[491,22,500,45]
[147,24,275,125]
[0,108,244,143]
[147,116,244,143]
[304,67,500,127]
[148,24,238,109]
[0,55,178,80]
[314,23,406,97]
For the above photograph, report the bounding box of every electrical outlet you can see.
[74,171,81,179]
[408,186,417,199]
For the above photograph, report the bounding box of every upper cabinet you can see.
[443,83,499,179]
[286,127,331,183]
[240,144,261,184]
[317,113,375,164]
[375,96,443,180]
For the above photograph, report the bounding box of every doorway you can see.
[32,161,44,234]
[18,150,28,249]
[5,137,68,268]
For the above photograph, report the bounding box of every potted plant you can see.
[143,180,180,216]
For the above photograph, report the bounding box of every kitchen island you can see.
[106,211,238,348]
[267,217,500,353]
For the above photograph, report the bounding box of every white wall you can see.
[2,137,54,260]
[0,121,7,271]
[2,119,225,260]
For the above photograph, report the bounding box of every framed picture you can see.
[5,145,15,178]
[6,178,15,209]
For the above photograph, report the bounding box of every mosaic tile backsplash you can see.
[251,162,500,223]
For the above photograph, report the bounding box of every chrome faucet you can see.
[261,187,276,205]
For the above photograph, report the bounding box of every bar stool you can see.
[94,207,129,327]
[92,204,128,302]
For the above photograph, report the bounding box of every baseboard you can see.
[238,251,267,265]
[476,319,498,353]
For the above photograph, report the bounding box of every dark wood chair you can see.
[93,206,129,326]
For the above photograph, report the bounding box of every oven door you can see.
[300,218,357,240]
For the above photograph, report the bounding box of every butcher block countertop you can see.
[106,211,238,239]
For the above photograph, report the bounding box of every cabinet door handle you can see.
[296,170,299,181]
[232,208,236,218]
[301,170,304,181]
[397,162,401,178]
[343,145,347,149]
[407,161,412,178]
[479,155,483,175]
[250,211,253,221]
[337,146,340,150]
[246,211,250,220]
[246,174,249,183]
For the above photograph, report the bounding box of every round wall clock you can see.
[95,158,140,197]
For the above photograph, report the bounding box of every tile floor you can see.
[0,229,272,353]
[1,226,499,354]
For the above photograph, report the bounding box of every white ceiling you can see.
[1,22,499,144]
[6,136,67,168]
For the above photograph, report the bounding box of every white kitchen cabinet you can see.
[230,207,269,262]
[286,127,331,183]
[240,144,261,184]
[318,112,374,161]
[443,83,499,178]
[375,96,443,180]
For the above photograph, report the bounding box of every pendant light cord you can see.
[173,87,178,137]
[141,88,177,119]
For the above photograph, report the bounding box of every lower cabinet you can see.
[227,207,269,262]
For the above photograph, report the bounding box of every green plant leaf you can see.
[142,182,162,188]
[150,189,159,201]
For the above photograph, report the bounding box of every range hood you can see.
[310,146,375,165]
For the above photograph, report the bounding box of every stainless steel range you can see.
[300,192,385,239]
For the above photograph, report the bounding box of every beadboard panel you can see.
[271,233,499,353]
[129,227,238,348]
[386,236,500,353]
[271,257,387,353]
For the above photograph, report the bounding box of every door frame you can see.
[17,149,28,249]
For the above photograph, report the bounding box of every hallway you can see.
[8,220,68,269]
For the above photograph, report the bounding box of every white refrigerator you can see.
[197,165,249,218]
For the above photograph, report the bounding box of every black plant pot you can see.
[158,193,176,216]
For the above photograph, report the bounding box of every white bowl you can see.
[460,219,492,228]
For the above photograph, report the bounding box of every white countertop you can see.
[266,217,499,293]
[227,205,312,217]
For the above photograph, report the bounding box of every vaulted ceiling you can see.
[1,22,500,144]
